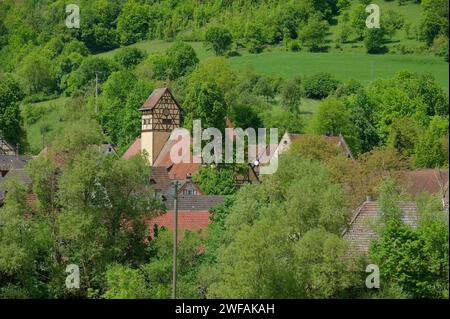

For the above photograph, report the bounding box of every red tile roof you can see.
[152,135,202,179]
[122,138,141,160]
[150,166,171,193]
[148,210,211,235]
[168,163,202,180]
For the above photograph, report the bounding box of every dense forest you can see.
[0,0,449,299]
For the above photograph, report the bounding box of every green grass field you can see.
[97,39,212,61]
[328,0,425,53]
[97,39,448,92]
[21,97,69,154]
[228,51,448,92]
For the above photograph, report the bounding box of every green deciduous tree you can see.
[66,56,115,95]
[370,196,449,298]
[303,72,340,99]
[205,26,233,56]
[113,47,146,69]
[166,42,199,79]
[365,28,387,54]
[310,96,360,153]
[183,80,227,132]
[117,1,150,45]
[350,4,367,40]
[299,15,329,52]
[387,117,421,157]
[193,166,236,195]
[244,22,267,54]
[97,70,154,149]
[414,116,449,168]
[420,0,449,47]
[1,118,163,298]
[17,51,55,95]
[281,77,302,113]
[0,73,26,151]
[205,156,356,298]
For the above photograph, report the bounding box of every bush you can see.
[166,42,199,79]
[66,57,115,95]
[303,73,340,99]
[22,103,53,125]
[288,40,301,52]
[205,26,233,55]
[365,28,387,54]
[401,44,413,55]
[113,47,146,69]
[432,34,449,59]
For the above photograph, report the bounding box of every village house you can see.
[0,138,16,156]
[343,169,449,255]
[277,131,355,160]
[1,88,448,240]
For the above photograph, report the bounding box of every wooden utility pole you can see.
[172,181,180,299]
[95,72,99,114]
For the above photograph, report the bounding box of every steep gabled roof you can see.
[122,138,141,160]
[398,169,449,199]
[139,87,181,111]
[0,138,15,155]
[342,201,419,254]
[153,135,202,179]
[284,133,354,160]
[150,166,171,193]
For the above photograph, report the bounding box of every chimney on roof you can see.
[186,173,192,181]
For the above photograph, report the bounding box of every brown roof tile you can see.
[139,87,180,111]
[343,201,419,254]
[398,169,449,198]
[150,166,171,193]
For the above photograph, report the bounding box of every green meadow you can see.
[97,40,448,91]
[228,51,449,91]
[21,97,69,154]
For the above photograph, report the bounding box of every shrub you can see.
[288,40,301,52]
[303,73,340,99]
[205,26,233,55]
[113,47,146,69]
[365,28,387,54]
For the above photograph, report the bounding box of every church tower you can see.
[140,87,181,165]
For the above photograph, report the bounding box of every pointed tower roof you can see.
[139,87,181,111]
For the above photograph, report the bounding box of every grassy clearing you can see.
[96,39,212,60]
[328,0,425,53]
[97,38,448,92]
[21,97,69,154]
[228,51,448,92]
